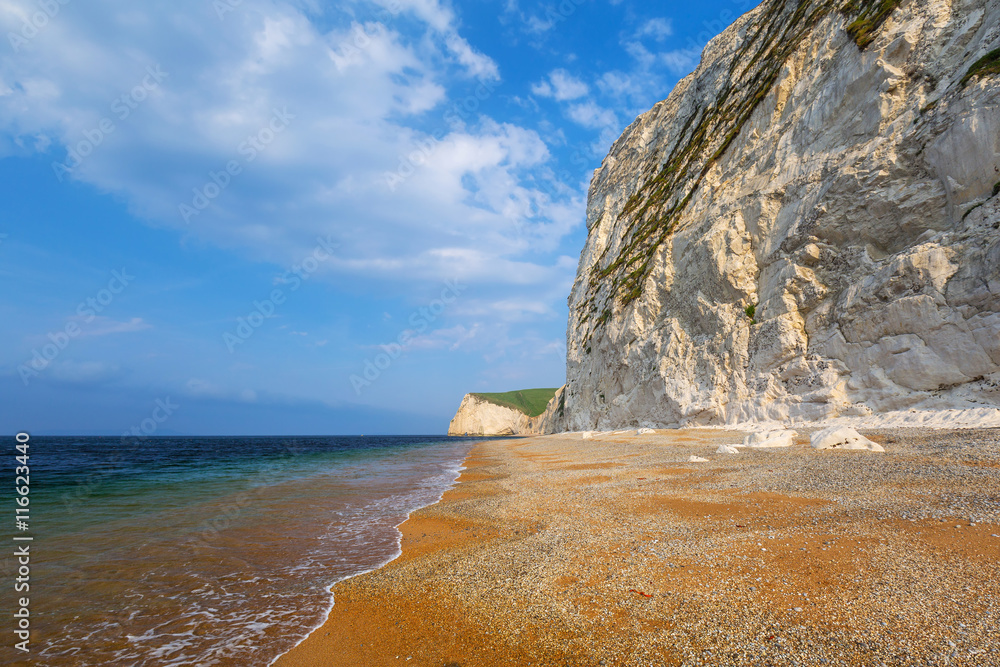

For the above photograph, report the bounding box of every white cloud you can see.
[658,47,701,74]
[567,101,617,130]
[532,69,589,101]
[635,18,673,41]
[0,0,581,311]
[381,0,500,79]
[444,33,500,80]
[500,2,556,36]
[593,36,702,123]
[524,15,555,34]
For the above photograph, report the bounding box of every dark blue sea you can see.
[3,435,485,666]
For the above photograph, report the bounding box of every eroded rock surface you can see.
[565,0,1000,430]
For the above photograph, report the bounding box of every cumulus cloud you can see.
[0,0,582,309]
[532,69,589,101]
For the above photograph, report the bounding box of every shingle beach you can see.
[276,429,1000,666]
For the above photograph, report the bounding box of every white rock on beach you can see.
[716,445,741,455]
[637,428,656,435]
[810,427,884,452]
[743,430,797,449]
[688,456,710,463]
[582,431,595,440]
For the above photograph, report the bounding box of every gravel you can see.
[296,428,1000,666]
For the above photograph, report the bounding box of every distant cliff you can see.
[448,387,566,436]
[563,0,1000,430]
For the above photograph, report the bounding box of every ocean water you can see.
[3,435,483,666]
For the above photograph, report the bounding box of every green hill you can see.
[472,388,560,418]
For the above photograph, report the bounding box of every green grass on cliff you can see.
[472,388,560,418]
[842,0,902,49]
[961,49,1000,87]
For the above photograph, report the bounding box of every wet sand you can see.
[276,429,1000,666]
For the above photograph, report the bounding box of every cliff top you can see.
[471,388,560,418]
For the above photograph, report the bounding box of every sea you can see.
[3,435,486,666]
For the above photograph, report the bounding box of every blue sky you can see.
[0,0,756,435]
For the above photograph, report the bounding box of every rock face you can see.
[565,0,1000,431]
[448,387,566,436]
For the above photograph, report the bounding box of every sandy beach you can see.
[276,429,1000,666]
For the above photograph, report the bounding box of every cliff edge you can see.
[565,0,1000,429]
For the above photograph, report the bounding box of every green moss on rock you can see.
[961,49,1000,87]
[841,0,903,49]
[578,0,903,338]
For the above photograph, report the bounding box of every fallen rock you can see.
[582,431,594,440]
[716,445,741,455]
[743,430,797,449]
[688,455,710,463]
[810,427,884,452]
[637,428,656,435]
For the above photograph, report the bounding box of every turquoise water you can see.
[3,436,481,666]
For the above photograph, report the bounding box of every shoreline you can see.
[269,439,478,667]
[274,440,514,666]
[276,428,1000,666]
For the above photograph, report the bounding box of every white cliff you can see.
[448,387,566,436]
[564,0,1000,430]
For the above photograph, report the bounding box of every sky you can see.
[0,0,758,435]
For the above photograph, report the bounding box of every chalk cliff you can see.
[448,387,566,436]
[564,0,1000,430]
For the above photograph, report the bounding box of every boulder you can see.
[810,427,884,452]
[743,430,797,448]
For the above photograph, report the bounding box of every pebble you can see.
[362,427,1000,667]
